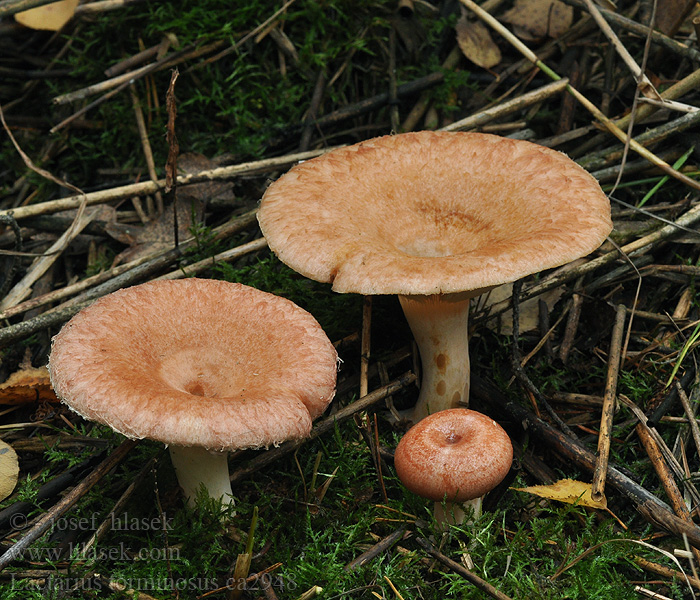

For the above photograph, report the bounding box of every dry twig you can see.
[591,304,627,502]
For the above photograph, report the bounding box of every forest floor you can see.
[1,0,700,598]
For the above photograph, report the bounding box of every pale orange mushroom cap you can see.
[48,279,338,452]
[258,131,612,295]
[394,408,513,502]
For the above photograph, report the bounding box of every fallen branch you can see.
[344,527,408,572]
[441,79,569,132]
[591,304,626,501]
[0,148,336,221]
[636,421,700,566]
[415,536,514,600]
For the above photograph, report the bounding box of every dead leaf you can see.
[479,282,564,336]
[108,193,206,264]
[456,16,501,69]
[177,152,237,207]
[0,365,58,405]
[513,478,607,509]
[0,440,19,502]
[655,0,696,36]
[501,0,573,41]
[106,153,236,264]
[388,14,426,59]
[15,0,79,31]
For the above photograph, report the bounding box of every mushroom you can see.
[258,131,612,423]
[393,408,512,526]
[48,278,338,506]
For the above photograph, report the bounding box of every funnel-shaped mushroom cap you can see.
[49,279,338,451]
[258,131,612,295]
[394,408,513,502]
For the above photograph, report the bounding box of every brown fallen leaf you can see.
[106,153,235,265]
[177,152,237,208]
[0,365,58,405]
[500,0,573,41]
[107,195,205,264]
[513,478,607,509]
[15,0,79,31]
[388,13,426,59]
[455,16,502,69]
[654,0,696,36]
[0,440,19,502]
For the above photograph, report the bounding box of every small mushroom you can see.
[48,279,338,506]
[393,408,512,526]
[258,131,612,423]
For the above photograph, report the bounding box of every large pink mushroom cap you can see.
[48,279,338,451]
[258,131,612,296]
[48,279,339,505]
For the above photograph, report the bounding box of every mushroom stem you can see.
[434,497,483,529]
[399,292,474,423]
[168,445,234,507]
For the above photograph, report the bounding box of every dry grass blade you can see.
[344,527,407,571]
[0,0,59,18]
[0,103,83,196]
[474,376,700,549]
[230,373,416,484]
[129,85,163,218]
[156,237,268,280]
[440,78,569,132]
[360,296,372,398]
[636,422,700,567]
[415,537,514,600]
[677,383,700,462]
[554,538,697,598]
[561,0,700,62]
[0,202,93,311]
[580,0,658,98]
[481,200,700,321]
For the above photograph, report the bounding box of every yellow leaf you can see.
[15,0,79,31]
[0,440,19,502]
[513,479,607,509]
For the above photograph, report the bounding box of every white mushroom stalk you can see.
[433,497,482,528]
[399,292,475,422]
[168,446,234,507]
